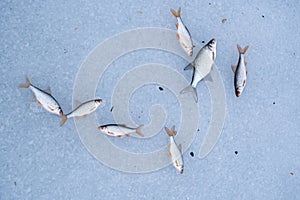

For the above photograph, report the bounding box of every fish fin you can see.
[18,76,31,88]
[246,70,248,75]
[117,135,122,138]
[60,115,67,126]
[82,114,87,118]
[44,87,51,95]
[178,144,183,153]
[181,42,187,48]
[176,33,180,39]
[231,65,236,73]
[171,125,176,133]
[204,73,213,82]
[244,61,248,66]
[136,125,144,137]
[170,7,181,18]
[108,131,114,136]
[180,85,198,103]
[184,63,194,71]
[165,127,176,137]
[175,23,178,29]
[243,80,246,86]
[167,152,172,157]
[37,100,42,106]
[47,106,54,111]
[237,44,249,54]
[125,133,130,137]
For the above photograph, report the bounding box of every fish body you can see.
[165,126,184,174]
[19,76,63,117]
[98,124,144,138]
[180,39,217,102]
[232,45,249,97]
[60,99,102,126]
[170,7,194,56]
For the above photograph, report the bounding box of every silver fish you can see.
[170,7,194,56]
[165,126,184,174]
[232,44,249,97]
[19,76,63,117]
[98,124,144,138]
[60,99,102,126]
[180,38,217,102]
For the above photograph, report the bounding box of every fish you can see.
[170,7,194,56]
[19,76,64,117]
[180,38,217,102]
[232,44,249,97]
[98,124,144,138]
[60,99,102,126]
[165,126,184,174]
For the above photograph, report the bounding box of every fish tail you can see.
[170,7,181,18]
[136,125,144,137]
[165,126,176,136]
[237,44,249,54]
[18,76,31,88]
[180,85,198,103]
[60,115,68,126]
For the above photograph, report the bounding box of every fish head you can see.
[235,86,244,97]
[98,126,107,133]
[58,107,63,116]
[177,165,184,174]
[207,38,217,51]
[95,99,103,106]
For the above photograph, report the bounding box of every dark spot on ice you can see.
[290,172,294,176]
[158,86,164,91]
[14,181,16,186]
[110,106,114,112]
[63,49,68,54]
[197,129,200,132]
[138,116,141,119]
[262,15,265,18]
[235,151,238,155]
[209,3,211,5]
[202,41,205,44]
[273,102,275,105]
[190,152,194,157]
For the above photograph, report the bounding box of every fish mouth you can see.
[236,91,241,97]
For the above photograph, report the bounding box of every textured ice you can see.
[1,0,300,199]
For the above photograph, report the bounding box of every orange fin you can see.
[244,61,248,66]
[237,44,249,54]
[246,70,248,75]
[176,33,180,39]
[37,101,42,106]
[165,126,176,137]
[47,106,54,111]
[170,7,181,18]
[125,133,130,137]
[108,131,114,136]
[60,115,67,126]
[167,152,172,157]
[18,76,31,88]
[117,135,122,138]
[181,42,187,48]
[231,65,236,73]
[82,114,87,118]
[136,125,144,137]
[175,23,178,29]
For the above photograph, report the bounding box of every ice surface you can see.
[1,0,300,199]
